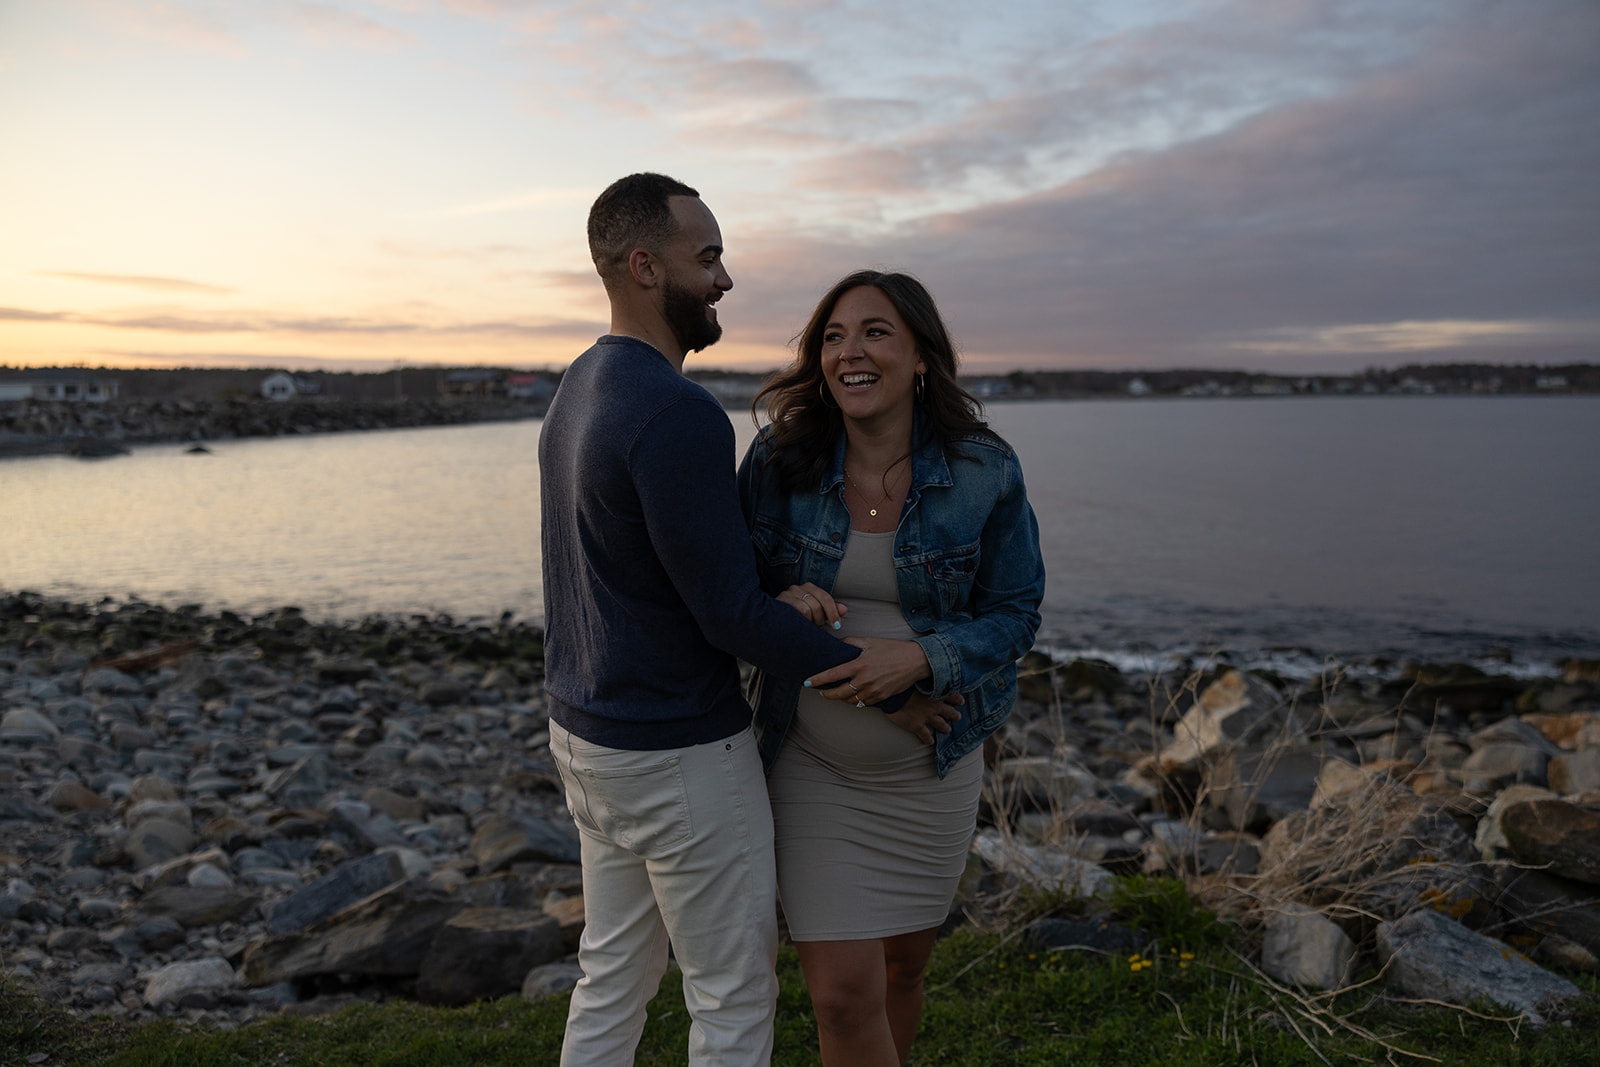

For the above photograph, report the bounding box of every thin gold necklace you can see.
[844,463,900,517]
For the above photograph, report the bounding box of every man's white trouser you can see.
[549,721,779,1066]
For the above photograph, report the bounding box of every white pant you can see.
[549,721,779,1066]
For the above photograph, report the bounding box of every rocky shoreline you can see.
[2,591,1597,1031]
[0,397,547,459]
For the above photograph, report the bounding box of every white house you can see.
[0,371,119,402]
[261,372,322,401]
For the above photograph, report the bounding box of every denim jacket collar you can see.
[819,408,954,497]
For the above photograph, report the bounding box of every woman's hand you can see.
[886,692,965,744]
[805,637,932,707]
[775,583,846,629]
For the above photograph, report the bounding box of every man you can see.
[539,173,918,1065]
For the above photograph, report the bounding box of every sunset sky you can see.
[2,0,1595,374]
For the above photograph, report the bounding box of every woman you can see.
[737,270,1045,1065]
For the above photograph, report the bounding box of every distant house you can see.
[1126,377,1152,397]
[506,373,557,401]
[442,369,506,399]
[0,369,119,402]
[260,372,321,401]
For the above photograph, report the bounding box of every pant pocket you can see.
[588,754,694,858]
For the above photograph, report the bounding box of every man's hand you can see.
[886,692,964,744]
[775,583,846,630]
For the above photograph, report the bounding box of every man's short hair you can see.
[588,173,701,290]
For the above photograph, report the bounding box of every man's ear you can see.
[628,248,660,288]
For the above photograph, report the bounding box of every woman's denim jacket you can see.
[737,418,1046,778]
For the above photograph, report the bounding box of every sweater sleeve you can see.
[630,397,863,685]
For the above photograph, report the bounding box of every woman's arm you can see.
[913,449,1045,698]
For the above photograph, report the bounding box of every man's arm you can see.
[631,397,866,685]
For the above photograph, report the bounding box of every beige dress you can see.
[769,529,983,941]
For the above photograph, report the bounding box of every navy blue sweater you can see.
[539,336,864,750]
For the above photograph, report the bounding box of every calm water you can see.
[3,397,1597,674]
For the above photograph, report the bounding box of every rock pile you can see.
[978,655,1600,1025]
[0,396,544,458]
[4,591,1597,1031]
[0,592,578,1028]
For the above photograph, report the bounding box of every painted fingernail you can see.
[803,680,812,687]
[832,621,841,630]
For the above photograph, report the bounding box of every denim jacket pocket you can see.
[926,542,981,616]
[751,521,803,589]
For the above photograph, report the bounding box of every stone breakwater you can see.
[0,397,546,458]
[1,592,1597,1031]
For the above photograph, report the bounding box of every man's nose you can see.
[715,262,732,292]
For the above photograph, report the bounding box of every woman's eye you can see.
[823,331,843,343]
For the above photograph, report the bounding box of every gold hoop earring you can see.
[818,380,839,409]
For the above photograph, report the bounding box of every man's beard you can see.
[663,277,722,354]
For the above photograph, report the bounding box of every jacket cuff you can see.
[913,633,960,697]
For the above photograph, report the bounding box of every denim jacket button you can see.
[829,531,841,542]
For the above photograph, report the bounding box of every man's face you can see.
[660,196,732,354]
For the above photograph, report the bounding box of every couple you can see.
[539,172,1045,1066]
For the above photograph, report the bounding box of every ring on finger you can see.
[800,592,815,603]
[855,699,865,708]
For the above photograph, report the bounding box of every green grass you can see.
[5,930,1596,1066]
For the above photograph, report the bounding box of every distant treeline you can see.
[2,361,1596,404]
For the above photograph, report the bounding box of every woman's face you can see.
[819,286,926,424]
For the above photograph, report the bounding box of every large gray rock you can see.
[125,818,197,870]
[1493,865,1600,955]
[521,960,584,1000]
[1260,904,1354,990]
[126,799,192,827]
[1209,745,1327,833]
[0,794,57,823]
[1468,716,1564,757]
[144,957,239,1009]
[1156,670,1303,773]
[242,878,465,985]
[0,707,60,744]
[469,812,580,873]
[46,780,110,812]
[138,886,258,928]
[543,894,586,954]
[263,755,334,809]
[970,829,1115,898]
[82,666,143,695]
[1375,909,1581,1025]
[1474,785,1558,861]
[363,786,426,823]
[1548,750,1600,796]
[267,851,407,935]
[1501,799,1600,886]
[415,907,566,1005]
[1461,744,1548,791]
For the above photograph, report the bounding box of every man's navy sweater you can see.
[539,335,862,750]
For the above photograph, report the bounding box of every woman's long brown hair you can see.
[752,270,996,492]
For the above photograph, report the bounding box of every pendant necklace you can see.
[844,464,896,517]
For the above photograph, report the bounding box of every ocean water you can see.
[3,396,1596,676]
